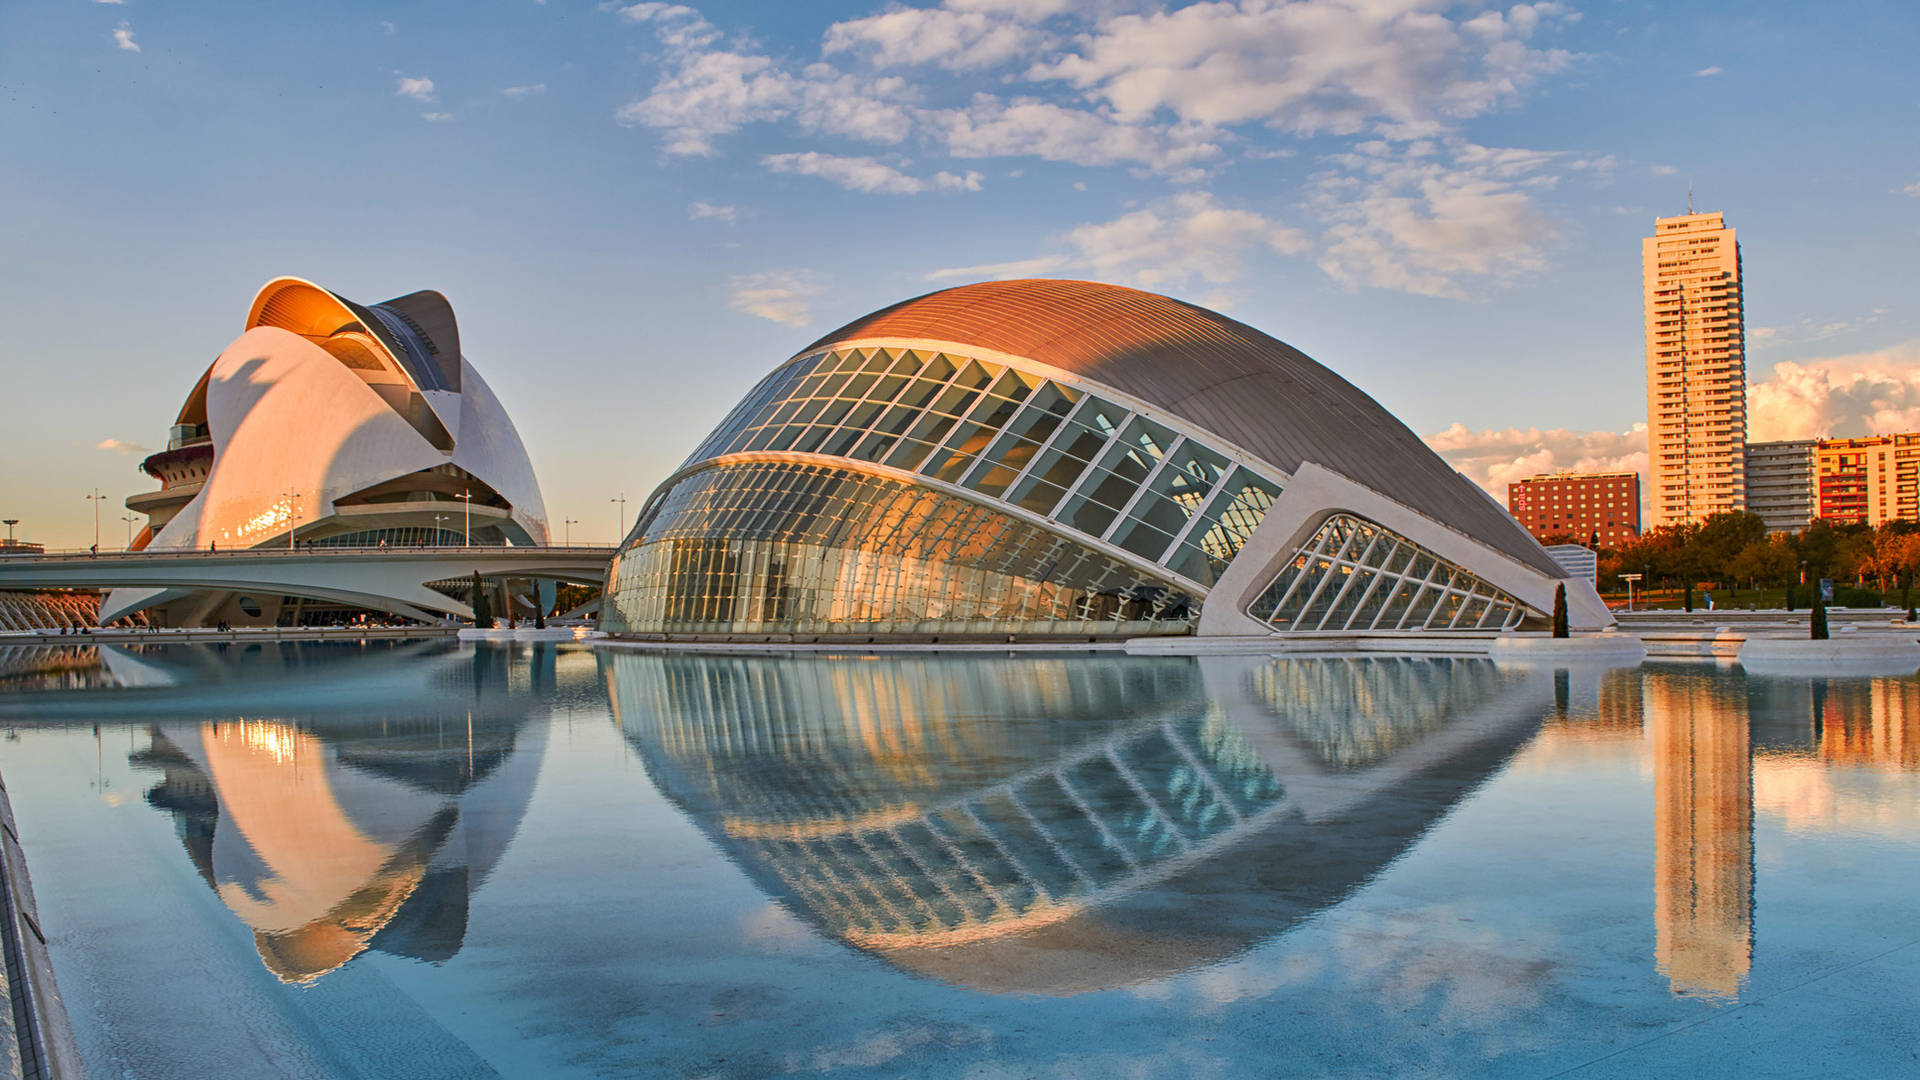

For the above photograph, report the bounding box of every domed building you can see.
[603,280,1609,641]
[109,277,549,626]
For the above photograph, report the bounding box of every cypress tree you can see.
[1683,582,1694,613]
[1785,584,1794,612]
[1552,583,1569,639]
[470,572,493,629]
[1811,587,1829,641]
[535,606,547,629]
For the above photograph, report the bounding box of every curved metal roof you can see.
[803,279,1558,577]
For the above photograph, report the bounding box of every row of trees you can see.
[1544,513,1920,599]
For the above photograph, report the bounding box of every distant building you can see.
[1507,471,1641,547]
[1816,433,1920,526]
[0,539,45,556]
[1743,440,1817,533]
[1644,212,1747,528]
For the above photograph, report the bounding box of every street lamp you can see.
[2,520,16,547]
[611,493,626,546]
[281,490,301,551]
[84,489,105,551]
[458,490,472,548]
[119,514,136,549]
[433,514,448,545]
[564,517,579,547]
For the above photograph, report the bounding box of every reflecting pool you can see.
[0,642,1917,1077]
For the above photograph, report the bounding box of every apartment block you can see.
[1816,434,1920,526]
[1644,212,1747,527]
[1743,440,1817,533]
[1507,471,1642,546]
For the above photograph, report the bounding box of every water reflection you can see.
[95,642,577,984]
[607,652,1559,994]
[1648,675,1753,1001]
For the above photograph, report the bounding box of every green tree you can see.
[1811,586,1829,640]
[470,572,493,628]
[1552,583,1569,638]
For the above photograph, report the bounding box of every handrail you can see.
[0,545,617,562]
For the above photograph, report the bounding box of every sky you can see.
[3,0,1918,549]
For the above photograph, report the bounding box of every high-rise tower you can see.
[1644,211,1747,528]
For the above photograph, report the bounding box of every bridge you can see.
[0,546,616,624]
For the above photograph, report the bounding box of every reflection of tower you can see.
[1649,672,1753,999]
[1814,678,1920,768]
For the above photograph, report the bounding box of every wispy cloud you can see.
[687,200,740,223]
[729,270,822,327]
[111,21,139,52]
[763,152,982,195]
[95,438,149,456]
[504,82,547,98]
[1695,65,1723,77]
[378,19,396,35]
[420,111,454,123]
[1903,176,1920,198]
[928,191,1304,299]
[396,75,436,102]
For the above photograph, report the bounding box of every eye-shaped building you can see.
[108,277,549,626]
[603,279,1610,641]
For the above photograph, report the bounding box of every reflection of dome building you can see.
[108,277,549,627]
[131,709,545,984]
[603,280,1609,641]
[607,652,1554,994]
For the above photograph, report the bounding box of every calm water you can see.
[0,641,1916,1078]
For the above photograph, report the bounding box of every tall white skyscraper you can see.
[1644,211,1747,528]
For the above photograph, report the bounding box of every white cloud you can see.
[504,82,548,97]
[1650,164,1678,176]
[611,10,916,156]
[729,270,823,327]
[396,75,436,102]
[1312,138,1561,299]
[926,94,1222,178]
[94,0,126,4]
[1903,176,1920,198]
[1695,65,1723,77]
[379,19,396,34]
[824,0,1060,72]
[421,112,455,123]
[1752,309,1886,349]
[763,151,981,195]
[111,21,139,52]
[1428,422,1649,506]
[687,200,740,223]
[928,191,1304,294]
[1033,0,1576,136]
[1748,341,1920,441]
[95,438,149,456]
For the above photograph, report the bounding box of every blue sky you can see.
[3,0,1918,548]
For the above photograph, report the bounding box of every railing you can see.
[0,544,619,562]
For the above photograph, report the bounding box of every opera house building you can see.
[603,280,1609,641]
[109,277,550,627]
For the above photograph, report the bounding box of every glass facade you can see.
[676,345,1281,589]
[603,461,1198,638]
[1247,514,1535,633]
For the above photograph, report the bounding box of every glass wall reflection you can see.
[605,652,1560,994]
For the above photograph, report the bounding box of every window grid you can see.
[604,461,1200,637]
[1249,514,1533,633]
[665,346,1284,589]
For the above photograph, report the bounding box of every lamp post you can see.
[2,520,16,547]
[119,514,136,549]
[281,490,301,551]
[84,489,105,551]
[434,514,448,545]
[458,490,472,548]
[611,493,626,546]
[564,517,578,547]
